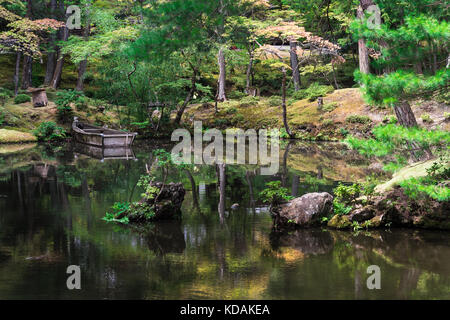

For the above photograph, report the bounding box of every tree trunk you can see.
[51,1,69,89]
[44,0,57,86]
[357,5,370,75]
[217,47,227,102]
[281,67,293,138]
[13,52,21,96]
[217,164,226,224]
[76,60,88,91]
[75,1,91,91]
[289,40,301,91]
[21,55,33,89]
[394,101,418,128]
[245,44,254,94]
[175,71,197,125]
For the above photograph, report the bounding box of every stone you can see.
[276,192,334,227]
[327,214,352,229]
[349,206,375,222]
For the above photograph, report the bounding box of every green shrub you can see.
[228,91,246,100]
[33,121,67,142]
[14,94,31,104]
[260,181,293,206]
[0,87,13,98]
[55,90,85,122]
[334,183,361,205]
[292,83,334,101]
[346,115,372,124]
[322,119,334,127]
[231,113,245,124]
[239,95,260,107]
[268,95,282,107]
[0,93,9,106]
[382,115,397,124]
[421,113,433,123]
[322,102,338,112]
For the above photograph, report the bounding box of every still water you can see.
[0,141,449,299]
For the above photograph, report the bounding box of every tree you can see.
[353,10,449,127]
[256,21,343,138]
[0,1,64,92]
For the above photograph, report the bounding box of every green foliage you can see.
[334,183,361,205]
[33,121,67,142]
[103,202,130,224]
[421,113,433,123]
[333,199,352,216]
[322,102,338,112]
[55,90,85,122]
[268,95,282,107]
[346,115,372,124]
[260,181,293,206]
[400,157,450,202]
[0,92,9,106]
[13,94,30,104]
[239,95,260,107]
[382,115,397,124]
[292,83,334,101]
[345,124,450,158]
[400,177,449,202]
[0,87,13,98]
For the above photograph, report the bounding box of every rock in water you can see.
[274,192,333,227]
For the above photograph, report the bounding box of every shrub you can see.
[346,115,372,124]
[14,94,31,104]
[292,83,334,101]
[239,95,260,107]
[322,102,338,112]
[0,87,13,98]
[33,121,67,142]
[0,93,9,106]
[260,181,293,206]
[322,119,334,127]
[382,115,397,124]
[334,183,361,205]
[228,91,246,100]
[268,95,282,107]
[231,113,245,125]
[55,90,85,122]
[421,113,433,123]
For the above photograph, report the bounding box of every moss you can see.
[327,214,352,229]
[0,129,37,143]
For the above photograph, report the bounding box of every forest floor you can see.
[0,87,448,143]
[184,88,450,140]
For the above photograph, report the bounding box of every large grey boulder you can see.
[275,192,334,227]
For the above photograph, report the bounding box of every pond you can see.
[0,141,449,299]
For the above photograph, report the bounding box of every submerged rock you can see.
[274,192,333,228]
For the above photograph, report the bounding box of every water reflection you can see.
[0,141,448,299]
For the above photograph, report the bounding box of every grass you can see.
[0,129,37,143]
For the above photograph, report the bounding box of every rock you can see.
[327,214,352,229]
[276,192,333,227]
[349,206,375,222]
[231,203,239,210]
[122,182,186,223]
